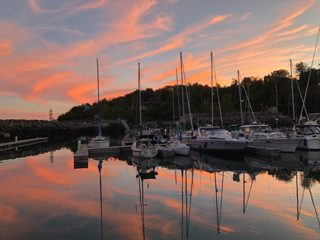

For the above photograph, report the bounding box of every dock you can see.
[0,137,48,151]
[74,144,132,161]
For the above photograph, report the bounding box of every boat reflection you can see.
[174,155,194,239]
[244,153,320,228]
[191,151,254,233]
[132,157,160,240]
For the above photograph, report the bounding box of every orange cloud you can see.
[107,14,232,68]
[0,40,14,56]
[68,82,97,103]
[26,71,74,101]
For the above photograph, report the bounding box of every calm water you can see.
[1,143,320,240]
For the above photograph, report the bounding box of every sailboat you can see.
[170,52,194,143]
[131,62,158,158]
[191,52,248,152]
[88,59,110,148]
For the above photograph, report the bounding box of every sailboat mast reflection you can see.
[98,160,103,240]
[133,157,159,240]
[174,155,194,239]
[296,167,320,228]
[242,172,254,214]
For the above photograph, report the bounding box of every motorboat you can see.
[131,138,158,158]
[239,124,300,153]
[191,126,248,152]
[294,124,320,150]
[167,141,190,156]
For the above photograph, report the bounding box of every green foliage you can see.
[58,63,320,122]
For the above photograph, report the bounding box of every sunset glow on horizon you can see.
[1,0,320,120]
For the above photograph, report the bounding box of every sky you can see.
[0,0,320,120]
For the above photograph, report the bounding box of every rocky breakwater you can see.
[0,120,80,143]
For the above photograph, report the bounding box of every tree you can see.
[295,62,309,76]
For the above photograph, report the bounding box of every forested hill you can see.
[58,64,320,125]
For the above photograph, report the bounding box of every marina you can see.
[2,1,320,240]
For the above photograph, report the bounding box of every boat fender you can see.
[141,144,147,150]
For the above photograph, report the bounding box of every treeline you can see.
[58,62,320,124]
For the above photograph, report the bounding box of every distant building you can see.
[49,108,53,121]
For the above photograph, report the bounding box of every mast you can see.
[180,52,185,125]
[212,52,224,127]
[181,57,194,131]
[172,87,175,123]
[96,58,102,137]
[290,59,295,121]
[138,62,142,128]
[176,69,181,120]
[211,52,214,126]
[298,25,320,124]
[238,70,244,124]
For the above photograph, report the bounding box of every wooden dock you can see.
[0,137,48,151]
[74,144,132,161]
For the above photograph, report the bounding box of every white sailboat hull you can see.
[131,139,158,158]
[168,141,190,156]
[88,136,110,148]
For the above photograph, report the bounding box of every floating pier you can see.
[74,144,132,161]
[0,137,48,151]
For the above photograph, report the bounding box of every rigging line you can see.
[176,69,181,119]
[298,25,320,124]
[211,51,214,126]
[180,52,185,125]
[182,59,194,131]
[239,73,257,122]
[308,186,320,229]
[294,76,308,120]
[212,52,224,128]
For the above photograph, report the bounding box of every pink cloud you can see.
[107,14,232,68]
[0,40,14,56]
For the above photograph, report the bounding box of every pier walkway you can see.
[74,144,132,161]
[0,137,48,151]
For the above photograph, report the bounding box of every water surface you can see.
[1,145,320,240]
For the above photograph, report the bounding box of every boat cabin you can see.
[295,125,320,135]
